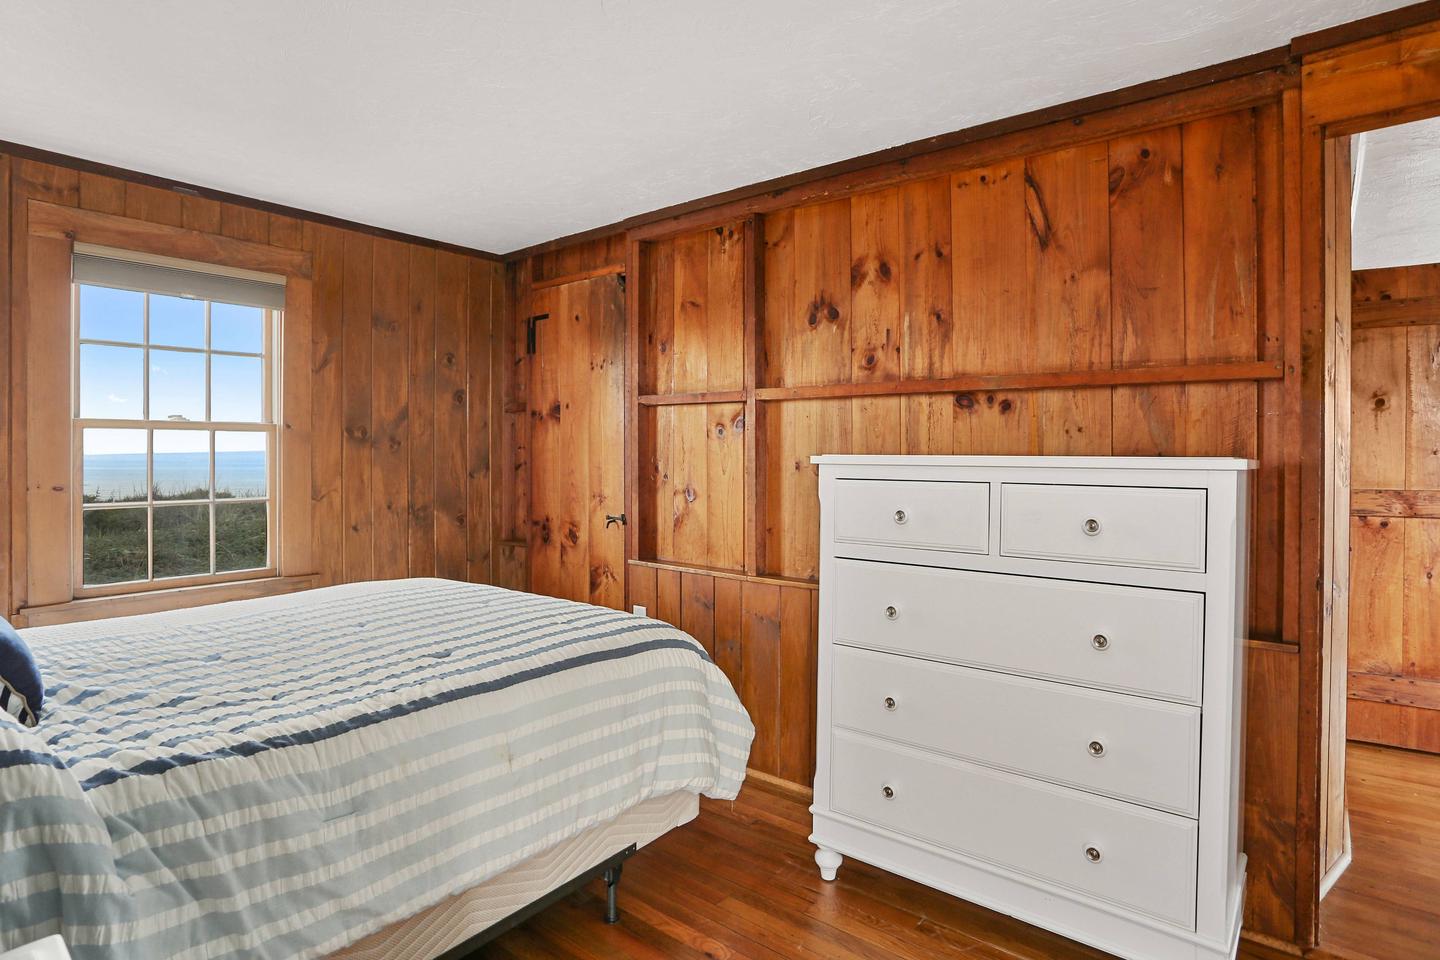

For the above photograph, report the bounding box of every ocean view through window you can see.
[72,249,283,590]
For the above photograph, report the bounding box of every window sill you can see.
[15,574,320,628]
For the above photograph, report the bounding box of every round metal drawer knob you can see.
[893,509,908,525]
[884,605,899,621]
[882,785,895,800]
[1088,740,1106,758]
[883,696,897,711]
[1082,518,1102,536]
[1085,846,1102,863]
[1091,634,1110,651]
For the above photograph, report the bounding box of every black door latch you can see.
[605,514,627,528]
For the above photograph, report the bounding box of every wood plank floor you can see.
[1319,742,1440,960]
[476,782,1297,960]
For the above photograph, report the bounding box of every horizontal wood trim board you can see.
[753,360,1285,402]
[627,559,819,591]
[28,200,313,278]
[531,263,625,290]
[1352,294,1440,328]
[17,574,320,628]
[1348,671,1440,711]
[638,390,748,406]
[0,138,503,261]
[1351,489,1440,518]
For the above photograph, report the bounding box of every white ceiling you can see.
[0,0,1414,254]
[1352,117,1440,270]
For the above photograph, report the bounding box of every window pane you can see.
[211,302,264,354]
[216,501,267,572]
[153,430,210,501]
[211,354,264,422]
[149,295,205,349]
[215,432,267,498]
[82,429,147,504]
[153,504,210,579]
[78,285,143,343]
[149,348,207,422]
[79,344,144,419]
[82,507,148,585]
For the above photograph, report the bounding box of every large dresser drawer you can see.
[1000,483,1207,572]
[832,647,1201,815]
[833,479,989,554]
[830,730,1198,929]
[832,559,1205,703]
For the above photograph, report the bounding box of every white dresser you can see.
[810,456,1251,960]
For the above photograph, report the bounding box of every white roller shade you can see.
[72,249,286,309]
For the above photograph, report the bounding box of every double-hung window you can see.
[72,246,285,592]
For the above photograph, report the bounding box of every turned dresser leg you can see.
[815,847,843,882]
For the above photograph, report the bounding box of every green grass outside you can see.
[82,486,267,585]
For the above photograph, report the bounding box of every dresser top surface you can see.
[811,455,1256,471]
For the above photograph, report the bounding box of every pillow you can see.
[0,616,43,727]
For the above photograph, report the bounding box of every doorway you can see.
[1319,115,1440,959]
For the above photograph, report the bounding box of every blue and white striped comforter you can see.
[0,579,753,958]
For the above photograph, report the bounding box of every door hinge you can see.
[525,313,549,355]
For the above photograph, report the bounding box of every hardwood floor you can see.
[1319,742,1440,960]
[476,783,1296,960]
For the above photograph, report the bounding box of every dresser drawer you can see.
[833,479,989,554]
[830,730,1198,928]
[1000,483,1207,572]
[833,559,1204,703]
[832,647,1200,815]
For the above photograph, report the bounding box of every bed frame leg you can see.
[603,863,623,924]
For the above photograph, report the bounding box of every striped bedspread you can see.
[0,579,753,959]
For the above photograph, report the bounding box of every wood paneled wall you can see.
[508,84,1311,944]
[1348,263,1440,752]
[0,154,507,620]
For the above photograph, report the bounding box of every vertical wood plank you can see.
[713,576,743,695]
[952,160,1026,374]
[309,226,345,585]
[77,173,126,214]
[586,274,625,608]
[741,581,781,776]
[370,239,409,580]
[279,274,314,577]
[628,562,656,616]
[124,184,183,227]
[679,572,716,658]
[25,236,74,605]
[1409,325,1440,489]
[1404,519,1440,679]
[776,585,816,785]
[0,155,11,617]
[407,247,437,577]
[434,251,470,580]
[341,232,375,582]
[1350,327,1407,488]
[468,260,496,585]
[1348,516,1405,676]
[1109,127,1186,455]
[182,196,222,234]
[655,567,681,626]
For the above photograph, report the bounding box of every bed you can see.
[0,578,753,959]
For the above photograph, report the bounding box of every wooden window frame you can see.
[70,281,281,598]
[17,201,315,622]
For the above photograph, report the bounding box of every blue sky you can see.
[78,285,268,455]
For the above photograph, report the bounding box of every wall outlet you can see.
[632,604,647,617]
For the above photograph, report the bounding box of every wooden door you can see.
[526,274,626,609]
[1349,258,1440,753]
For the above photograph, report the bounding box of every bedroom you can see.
[1,2,1437,958]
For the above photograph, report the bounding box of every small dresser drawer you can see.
[833,559,1204,703]
[831,731,1198,928]
[832,647,1201,815]
[833,479,989,554]
[1000,483,1207,572]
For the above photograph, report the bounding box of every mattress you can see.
[329,790,699,960]
[0,579,752,960]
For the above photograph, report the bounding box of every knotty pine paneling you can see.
[1,155,505,619]
[1348,264,1440,752]
[760,107,1272,588]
